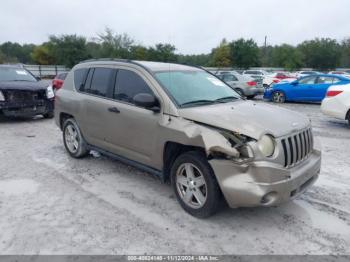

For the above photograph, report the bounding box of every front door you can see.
[104,68,161,166]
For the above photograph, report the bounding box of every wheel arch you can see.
[59,112,75,130]
[162,141,206,182]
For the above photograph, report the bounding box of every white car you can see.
[295,71,320,78]
[328,71,350,78]
[321,83,350,125]
[242,70,280,87]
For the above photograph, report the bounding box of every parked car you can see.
[55,59,321,218]
[216,71,264,99]
[52,72,68,91]
[269,72,296,80]
[295,71,320,78]
[0,65,55,118]
[242,70,280,87]
[264,74,350,103]
[321,83,350,125]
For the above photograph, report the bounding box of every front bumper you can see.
[0,99,54,117]
[209,149,321,208]
[244,87,264,96]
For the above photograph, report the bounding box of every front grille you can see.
[281,128,313,168]
[4,90,45,103]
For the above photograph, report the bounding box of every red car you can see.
[52,72,68,91]
[270,72,296,80]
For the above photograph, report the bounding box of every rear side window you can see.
[74,69,88,90]
[89,68,115,97]
[317,76,333,84]
[222,74,238,82]
[114,69,153,104]
[57,72,68,80]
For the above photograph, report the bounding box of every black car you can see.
[0,65,54,118]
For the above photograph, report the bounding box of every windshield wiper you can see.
[214,96,239,102]
[180,99,216,107]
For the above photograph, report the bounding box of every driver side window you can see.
[299,76,317,84]
[114,69,154,104]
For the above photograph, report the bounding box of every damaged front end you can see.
[162,116,321,208]
[0,88,54,118]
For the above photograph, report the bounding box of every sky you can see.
[0,0,349,54]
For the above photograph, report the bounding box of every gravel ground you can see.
[0,100,349,255]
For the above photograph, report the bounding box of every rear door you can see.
[77,67,117,148]
[313,76,335,101]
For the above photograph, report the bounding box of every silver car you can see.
[55,59,321,218]
[216,71,264,99]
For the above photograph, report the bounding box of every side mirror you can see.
[133,93,160,112]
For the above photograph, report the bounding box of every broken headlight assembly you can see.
[214,129,255,163]
[0,91,5,101]
[46,85,55,99]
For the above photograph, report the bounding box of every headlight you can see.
[0,91,5,101]
[46,85,55,99]
[257,135,275,157]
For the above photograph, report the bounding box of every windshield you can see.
[0,67,37,82]
[155,70,240,107]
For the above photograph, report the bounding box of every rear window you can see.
[74,69,89,89]
[57,72,68,80]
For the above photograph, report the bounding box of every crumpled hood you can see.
[178,100,310,139]
[0,81,49,91]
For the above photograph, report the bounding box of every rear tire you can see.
[171,151,221,218]
[272,91,286,103]
[346,110,350,126]
[247,95,255,99]
[63,118,88,158]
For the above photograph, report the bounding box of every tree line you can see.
[0,28,349,70]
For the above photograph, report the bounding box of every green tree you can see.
[298,38,341,70]
[0,50,4,63]
[271,44,303,70]
[130,45,149,60]
[177,53,211,66]
[97,27,134,58]
[209,39,231,67]
[31,44,56,65]
[229,38,260,69]
[46,35,90,67]
[340,37,350,68]
[148,43,177,62]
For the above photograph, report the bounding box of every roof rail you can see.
[79,58,132,64]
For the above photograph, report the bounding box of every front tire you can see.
[171,151,221,218]
[63,118,88,158]
[346,110,350,126]
[272,91,286,103]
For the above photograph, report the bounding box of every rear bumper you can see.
[0,99,54,117]
[321,97,347,120]
[209,149,321,208]
[244,87,264,96]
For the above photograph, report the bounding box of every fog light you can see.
[260,191,278,205]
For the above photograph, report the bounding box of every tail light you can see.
[247,81,256,86]
[326,90,343,97]
[273,79,280,83]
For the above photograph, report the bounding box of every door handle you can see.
[108,107,120,113]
